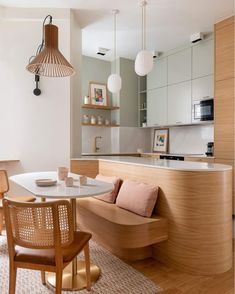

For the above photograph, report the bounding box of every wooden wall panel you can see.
[70,159,99,178]
[214,16,235,214]
[214,78,234,159]
[215,16,234,81]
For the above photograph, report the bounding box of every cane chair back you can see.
[3,199,74,249]
[0,170,9,199]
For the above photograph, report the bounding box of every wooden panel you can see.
[70,159,99,178]
[215,159,235,214]
[184,157,214,163]
[215,18,234,81]
[98,160,232,275]
[214,78,234,159]
[76,197,168,260]
[215,16,235,31]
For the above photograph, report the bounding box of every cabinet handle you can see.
[202,96,210,99]
[175,121,182,124]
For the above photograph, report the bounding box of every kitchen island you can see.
[71,157,232,276]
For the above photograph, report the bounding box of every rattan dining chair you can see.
[0,170,35,234]
[3,199,92,294]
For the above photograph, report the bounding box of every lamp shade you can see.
[26,24,75,77]
[107,73,122,93]
[135,50,153,76]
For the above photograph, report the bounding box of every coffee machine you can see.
[206,142,214,157]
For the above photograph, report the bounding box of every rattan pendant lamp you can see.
[26,15,75,77]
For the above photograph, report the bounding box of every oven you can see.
[192,99,214,123]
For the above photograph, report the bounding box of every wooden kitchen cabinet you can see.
[167,81,191,125]
[192,39,214,79]
[192,75,214,100]
[214,16,235,214]
[147,57,167,90]
[147,87,167,127]
[168,48,191,84]
[215,17,234,82]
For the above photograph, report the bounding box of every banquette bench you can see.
[71,158,233,276]
[76,197,168,260]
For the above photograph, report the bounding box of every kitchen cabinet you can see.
[147,87,167,127]
[168,48,191,84]
[192,75,214,100]
[192,39,214,79]
[167,81,191,125]
[147,57,167,90]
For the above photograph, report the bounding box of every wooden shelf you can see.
[82,104,120,110]
[82,123,120,127]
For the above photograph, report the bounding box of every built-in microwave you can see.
[192,98,214,123]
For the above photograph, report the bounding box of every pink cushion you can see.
[116,180,159,217]
[95,174,121,203]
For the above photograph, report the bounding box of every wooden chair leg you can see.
[84,243,91,291]
[41,270,46,285]
[0,208,4,234]
[55,268,62,294]
[9,263,17,294]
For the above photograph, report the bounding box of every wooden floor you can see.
[127,241,234,294]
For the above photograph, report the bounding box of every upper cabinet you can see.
[168,48,191,84]
[147,58,167,90]
[168,81,192,125]
[192,39,214,79]
[192,75,214,100]
[147,87,167,127]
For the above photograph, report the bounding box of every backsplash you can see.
[82,127,151,154]
[167,124,214,154]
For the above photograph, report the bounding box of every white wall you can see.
[0,8,81,194]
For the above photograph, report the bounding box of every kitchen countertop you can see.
[82,153,140,156]
[71,156,231,172]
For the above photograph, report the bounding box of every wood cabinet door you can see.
[168,48,191,84]
[147,87,167,127]
[147,57,167,90]
[192,39,214,79]
[167,81,192,125]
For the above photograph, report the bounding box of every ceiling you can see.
[0,0,234,61]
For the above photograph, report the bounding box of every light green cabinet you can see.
[147,87,167,127]
[147,57,167,90]
[192,75,214,100]
[168,48,191,84]
[167,81,191,125]
[192,39,214,78]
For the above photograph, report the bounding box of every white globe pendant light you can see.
[108,73,122,93]
[135,1,153,76]
[107,9,122,93]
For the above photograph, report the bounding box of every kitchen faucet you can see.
[94,136,102,153]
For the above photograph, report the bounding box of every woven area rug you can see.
[0,236,161,294]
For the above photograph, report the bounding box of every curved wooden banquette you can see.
[71,158,233,276]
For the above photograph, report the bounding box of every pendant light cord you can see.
[142,2,146,50]
[113,10,117,73]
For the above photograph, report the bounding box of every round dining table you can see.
[10,171,113,291]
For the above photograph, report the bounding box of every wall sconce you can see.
[27,15,75,95]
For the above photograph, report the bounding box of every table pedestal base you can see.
[47,261,101,291]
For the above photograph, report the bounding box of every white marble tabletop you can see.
[10,172,113,199]
[71,156,232,172]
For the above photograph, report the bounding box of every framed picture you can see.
[89,82,108,106]
[153,129,169,153]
